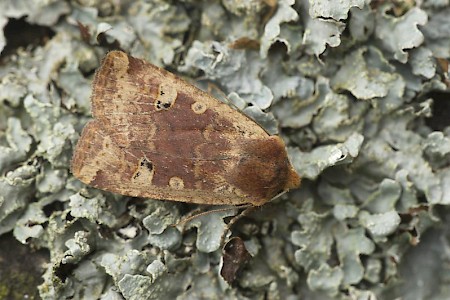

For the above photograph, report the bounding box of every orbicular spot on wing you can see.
[191,101,208,114]
[169,176,184,190]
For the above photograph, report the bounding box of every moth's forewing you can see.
[71,51,300,205]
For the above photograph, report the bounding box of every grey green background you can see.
[1,0,450,299]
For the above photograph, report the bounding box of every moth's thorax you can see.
[228,136,300,206]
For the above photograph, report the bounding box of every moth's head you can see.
[229,136,300,206]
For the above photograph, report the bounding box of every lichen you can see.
[1,0,450,299]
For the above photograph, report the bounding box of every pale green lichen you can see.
[186,209,238,253]
[375,6,428,63]
[260,0,299,58]
[359,210,401,239]
[331,47,404,100]
[1,0,450,299]
[309,0,366,21]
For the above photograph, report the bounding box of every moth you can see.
[71,51,300,206]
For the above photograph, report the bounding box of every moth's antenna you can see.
[173,204,251,229]
[269,190,288,202]
[220,205,258,245]
[174,193,289,246]
[220,191,288,244]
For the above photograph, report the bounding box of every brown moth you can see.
[71,51,300,206]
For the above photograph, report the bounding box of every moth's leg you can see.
[219,205,256,246]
